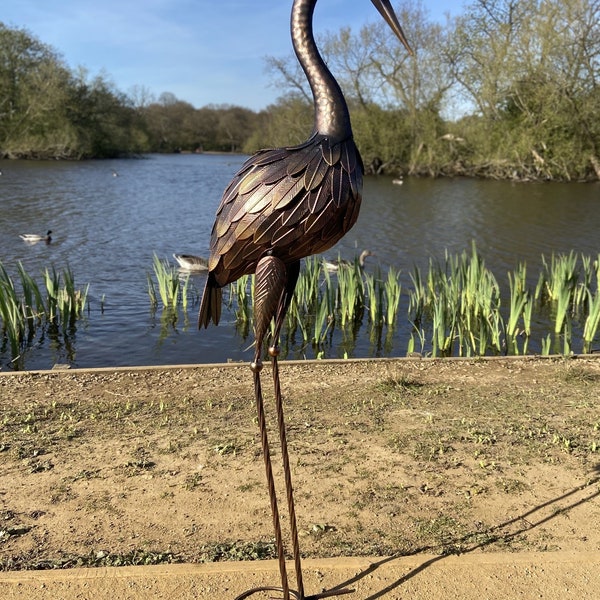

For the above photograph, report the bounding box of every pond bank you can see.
[1,357,599,597]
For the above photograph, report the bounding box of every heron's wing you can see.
[208,134,362,285]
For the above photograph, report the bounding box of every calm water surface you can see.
[0,154,598,369]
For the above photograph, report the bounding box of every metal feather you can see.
[322,140,342,165]
[253,214,285,246]
[304,151,329,191]
[285,143,321,177]
[271,176,305,211]
[308,177,331,213]
[238,167,267,195]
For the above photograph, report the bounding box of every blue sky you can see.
[2,1,462,110]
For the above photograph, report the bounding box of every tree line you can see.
[1,0,599,181]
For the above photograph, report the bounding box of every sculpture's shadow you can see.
[326,470,600,600]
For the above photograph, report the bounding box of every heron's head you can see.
[371,0,413,56]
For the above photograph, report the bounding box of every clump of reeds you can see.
[337,259,365,327]
[227,252,403,356]
[534,252,600,355]
[407,242,504,357]
[407,246,600,358]
[147,254,199,311]
[147,245,600,360]
[0,261,89,368]
[582,261,600,354]
[146,255,203,342]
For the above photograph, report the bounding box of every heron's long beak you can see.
[371,0,413,56]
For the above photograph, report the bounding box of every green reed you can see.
[541,334,552,356]
[384,266,402,326]
[506,264,531,354]
[583,286,600,354]
[580,255,600,354]
[408,266,426,327]
[228,274,251,323]
[337,261,365,327]
[430,291,455,357]
[363,271,380,325]
[312,289,333,345]
[407,326,425,355]
[147,254,182,309]
[0,261,89,367]
[0,264,24,360]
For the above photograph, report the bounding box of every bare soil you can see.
[1,357,600,598]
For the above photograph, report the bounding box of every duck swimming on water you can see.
[323,249,375,272]
[19,230,52,244]
[172,253,209,272]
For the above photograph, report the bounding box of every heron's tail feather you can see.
[198,275,222,328]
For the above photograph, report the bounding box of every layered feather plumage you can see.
[198,133,363,327]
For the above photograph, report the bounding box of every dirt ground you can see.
[1,356,600,599]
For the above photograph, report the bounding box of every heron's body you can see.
[199,134,363,324]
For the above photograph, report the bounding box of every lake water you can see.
[1,154,599,370]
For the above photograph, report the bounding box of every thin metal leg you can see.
[271,350,304,598]
[234,256,354,600]
[251,365,290,600]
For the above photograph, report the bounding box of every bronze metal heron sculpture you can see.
[199,1,411,598]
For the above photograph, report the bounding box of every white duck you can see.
[172,253,209,272]
[20,230,52,244]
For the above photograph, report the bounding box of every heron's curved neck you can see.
[291,0,352,141]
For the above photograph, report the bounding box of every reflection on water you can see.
[0,154,599,369]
